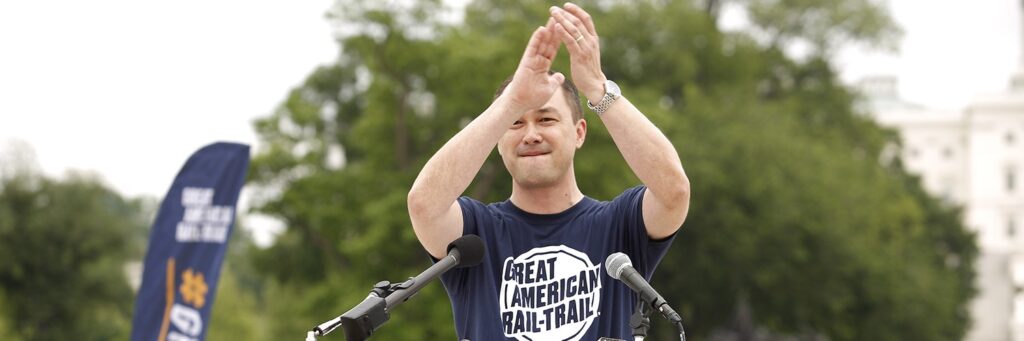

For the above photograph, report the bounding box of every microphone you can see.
[444,234,486,269]
[312,235,485,340]
[605,252,686,341]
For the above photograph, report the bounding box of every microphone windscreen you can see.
[447,234,485,268]
[605,252,633,280]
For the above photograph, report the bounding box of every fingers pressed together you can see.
[551,3,597,52]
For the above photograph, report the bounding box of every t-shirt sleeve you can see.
[457,196,485,237]
[439,197,495,338]
[427,197,486,261]
[438,197,490,293]
[612,185,677,280]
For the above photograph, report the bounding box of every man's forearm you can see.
[408,97,519,219]
[599,97,689,202]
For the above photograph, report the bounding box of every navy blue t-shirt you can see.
[439,186,676,341]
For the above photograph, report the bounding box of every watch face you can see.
[606,80,621,97]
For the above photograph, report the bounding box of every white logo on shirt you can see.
[499,245,602,341]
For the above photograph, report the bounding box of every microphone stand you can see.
[309,250,463,341]
[630,300,650,341]
[309,279,417,340]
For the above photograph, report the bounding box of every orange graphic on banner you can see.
[179,268,209,309]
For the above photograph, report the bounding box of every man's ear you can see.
[575,118,587,148]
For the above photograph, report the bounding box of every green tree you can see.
[0,167,148,340]
[246,0,975,340]
[0,292,17,341]
[744,0,903,56]
[207,226,272,341]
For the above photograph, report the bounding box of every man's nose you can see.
[522,123,543,144]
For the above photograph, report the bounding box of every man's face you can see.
[498,87,586,189]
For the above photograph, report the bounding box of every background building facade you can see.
[863,66,1024,340]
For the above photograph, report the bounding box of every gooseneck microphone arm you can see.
[606,252,687,341]
[384,246,462,308]
[309,234,485,341]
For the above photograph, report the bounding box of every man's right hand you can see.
[500,20,565,114]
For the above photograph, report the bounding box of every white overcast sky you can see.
[834,0,1022,107]
[0,0,337,198]
[0,0,1021,243]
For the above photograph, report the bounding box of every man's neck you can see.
[509,174,584,215]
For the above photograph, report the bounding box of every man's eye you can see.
[511,121,524,128]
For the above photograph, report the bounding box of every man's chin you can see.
[510,172,549,188]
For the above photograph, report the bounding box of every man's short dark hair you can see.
[493,70,584,122]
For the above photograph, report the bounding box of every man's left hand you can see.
[550,2,607,102]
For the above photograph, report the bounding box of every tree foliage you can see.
[207,225,274,341]
[0,167,149,340]
[744,0,902,55]
[243,0,975,340]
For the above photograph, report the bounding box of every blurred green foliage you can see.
[206,223,272,340]
[0,170,149,340]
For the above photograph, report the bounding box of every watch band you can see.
[587,80,621,115]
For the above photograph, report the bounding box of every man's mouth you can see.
[519,151,550,157]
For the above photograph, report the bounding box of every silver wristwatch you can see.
[587,80,621,115]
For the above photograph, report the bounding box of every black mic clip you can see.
[371,278,416,298]
[310,277,418,341]
[347,279,417,336]
[629,300,651,338]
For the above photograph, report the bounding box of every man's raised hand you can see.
[550,2,606,102]
[500,19,565,114]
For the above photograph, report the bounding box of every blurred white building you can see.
[861,54,1024,341]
